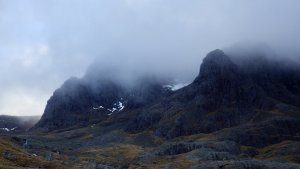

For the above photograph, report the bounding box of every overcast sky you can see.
[0,0,300,116]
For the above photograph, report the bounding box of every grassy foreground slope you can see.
[0,136,65,169]
[6,123,298,169]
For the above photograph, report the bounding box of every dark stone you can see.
[126,49,300,142]
[34,75,171,131]
[34,48,300,150]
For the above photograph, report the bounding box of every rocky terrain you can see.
[1,49,300,168]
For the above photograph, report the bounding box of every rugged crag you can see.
[35,49,300,145]
[23,48,300,168]
[34,72,172,131]
[126,49,300,143]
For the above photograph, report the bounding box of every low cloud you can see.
[0,0,300,115]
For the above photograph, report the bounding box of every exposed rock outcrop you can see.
[34,73,172,131]
[126,49,300,144]
[35,49,300,149]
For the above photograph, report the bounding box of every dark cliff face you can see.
[126,49,300,139]
[35,49,300,145]
[34,73,171,130]
[193,49,258,111]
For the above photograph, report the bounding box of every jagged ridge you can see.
[34,49,300,148]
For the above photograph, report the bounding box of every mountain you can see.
[26,49,300,168]
[35,49,300,142]
[0,115,40,133]
[125,49,300,142]
[34,72,173,131]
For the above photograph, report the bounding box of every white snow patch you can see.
[93,105,104,110]
[108,113,112,116]
[118,101,125,111]
[11,127,17,131]
[0,128,10,132]
[107,107,117,112]
[163,85,173,89]
[163,83,189,91]
[107,100,125,115]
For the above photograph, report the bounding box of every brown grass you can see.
[256,140,300,163]
[74,144,144,167]
[0,137,66,169]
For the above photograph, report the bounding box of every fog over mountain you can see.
[0,0,300,116]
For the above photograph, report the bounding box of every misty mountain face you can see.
[34,48,300,147]
[34,69,172,130]
[0,115,40,133]
[126,49,300,141]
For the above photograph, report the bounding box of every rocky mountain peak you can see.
[26,48,300,168]
[201,49,228,65]
[34,71,173,130]
[34,48,300,141]
[194,49,238,84]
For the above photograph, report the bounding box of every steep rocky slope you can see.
[27,49,300,168]
[126,49,300,142]
[34,72,172,131]
[35,49,300,141]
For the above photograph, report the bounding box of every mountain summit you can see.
[126,49,300,142]
[34,73,172,130]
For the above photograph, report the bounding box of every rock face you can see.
[35,49,300,148]
[34,73,171,130]
[126,49,300,141]
[29,48,300,168]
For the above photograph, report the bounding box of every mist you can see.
[0,0,300,115]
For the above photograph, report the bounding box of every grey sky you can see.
[0,0,300,116]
